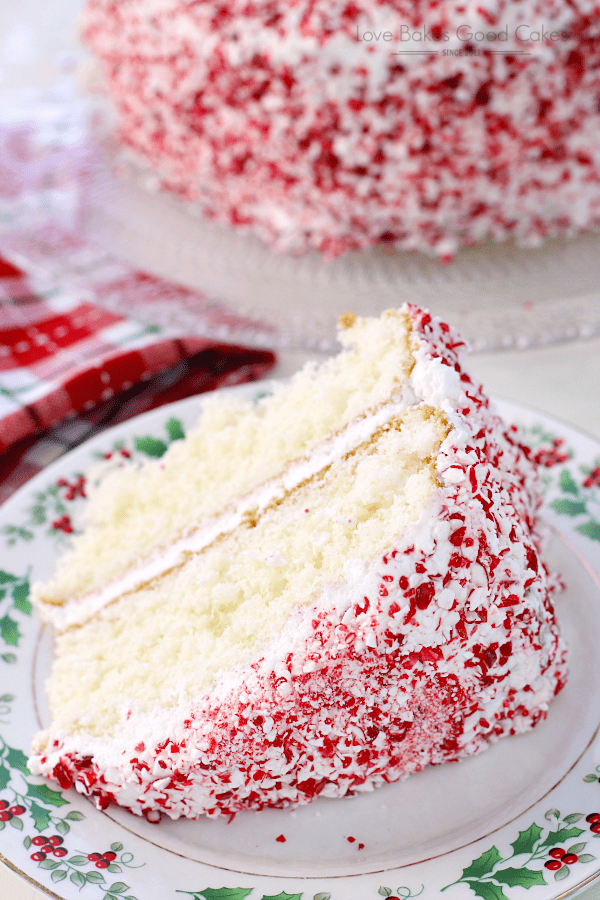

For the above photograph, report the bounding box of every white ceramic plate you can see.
[1,387,600,900]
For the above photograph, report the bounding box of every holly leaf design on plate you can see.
[189,890,254,900]
[560,470,579,495]
[0,571,17,585]
[166,418,185,442]
[576,521,600,541]
[461,847,502,880]
[26,782,69,807]
[12,579,31,615]
[134,436,168,458]
[493,867,546,888]
[540,826,584,848]
[0,762,11,790]
[6,745,31,774]
[28,801,51,832]
[0,613,21,646]
[464,881,509,900]
[550,499,587,516]
[510,823,543,857]
[262,894,303,900]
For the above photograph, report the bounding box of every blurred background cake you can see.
[82,0,600,258]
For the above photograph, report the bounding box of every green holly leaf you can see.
[108,864,123,873]
[111,841,124,851]
[0,613,21,646]
[464,881,509,900]
[12,580,31,616]
[560,471,579,495]
[313,894,331,900]
[6,746,31,774]
[378,891,392,898]
[578,854,596,862]
[29,800,51,832]
[564,814,584,824]
[262,894,303,900]
[510,823,542,857]
[0,820,4,831]
[494,867,546,888]
[0,571,17,584]
[0,693,14,702]
[70,871,86,888]
[23,836,32,850]
[583,774,598,782]
[31,506,46,526]
[554,866,569,881]
[108,883,129,894]
[566,841,586,853]
[65,810,85,820]
[166,418,185,442]
[86,870,106,883]
[194,890,253,900]
[0,762,11,790]
[1,653,17,664]
[52,869,67,883]
[67,855,88,866]
[550,499,587,516]
[541,826,584,848]
[26,782,69,807]
[134,436,168,458]
[576,521,600,542]
[55,819,69,835]
[461,846,502,880]
[9,814,23,830]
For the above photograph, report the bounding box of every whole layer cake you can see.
[30,307,567,819]
[82,0,600,257]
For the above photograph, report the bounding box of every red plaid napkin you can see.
[0,252,276,501]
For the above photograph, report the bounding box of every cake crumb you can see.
[276,834,286,843]
[339,312,357,330]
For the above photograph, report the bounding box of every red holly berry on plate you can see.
[545,859,562,870]
[549,847,565,858]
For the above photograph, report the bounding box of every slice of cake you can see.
[30,307,567,820]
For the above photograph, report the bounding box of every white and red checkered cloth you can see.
[0,250,276,499]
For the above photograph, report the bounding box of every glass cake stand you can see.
[81,145,600,353]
